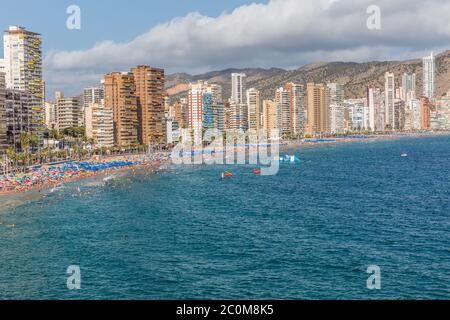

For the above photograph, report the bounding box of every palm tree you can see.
[19,132,38,166]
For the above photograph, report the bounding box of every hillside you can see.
[166,50,450,101]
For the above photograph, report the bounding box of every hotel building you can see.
[423,53,436,100]
[103,72,138,146]
[3,26,44,138]
[384,72,395,129]
[131,66,165,145]
[306,83,329,137]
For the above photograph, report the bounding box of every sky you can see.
[1,0,450,96]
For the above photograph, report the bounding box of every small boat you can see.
[401,153,408,157]
[253,168,262,175]
[222,171,233,178]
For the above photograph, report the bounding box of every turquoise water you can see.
[0,136,449,299]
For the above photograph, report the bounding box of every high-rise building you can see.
[103,72,138,146]
[384,72,395,129]
[205,83,223,104]
[423,52,436,100]
[410,99,421,130]
[394,99,406,130]
[83,86,104,107]
[5,89,31,150]
[85,100,114,147]
[231,73,246,105]
[329,104,345,134]
[275,87,290,136]
[202,93,214,129]
[420,96,432,130]
[0,73,7,151]
[246,88,260,131]
[56,95,83,130]
[262,100,278,136]
[401,73,416,102]
[3,26,44,138]
[327,83,344,105]
[367,87,384,132]
[306,83,329,137]
[345,99,366,131]
[229,102,248,131]
[285,83,305,136]
[131,66,165,145]
[187,81,206,135]
[82,86,104,125]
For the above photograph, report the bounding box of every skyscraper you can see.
[275,87,290,136]
[5,89,31,150]
[187,81,206,134]
[231,73,246,105]
[3,26,44,139]
[285,83,305,137]
[246,88,261,131]
[423,52,436,100]
[103,72,138,146]
[83,86,104,126]
[131,66,166,145]
[306,83,329,137]
[401,73,416,102]
[384,72,395,129]
[367,86,383,132]
[262,100,278,136]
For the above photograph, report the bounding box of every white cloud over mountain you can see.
[44,0,450,95]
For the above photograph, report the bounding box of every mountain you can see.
[166,50,450,101]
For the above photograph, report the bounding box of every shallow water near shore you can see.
[0,135,449,299]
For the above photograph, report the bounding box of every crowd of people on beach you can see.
[0,152,170,195]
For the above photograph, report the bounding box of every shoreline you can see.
[0,156,166,197]
[1,131,448,197]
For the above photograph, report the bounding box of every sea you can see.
[0,135,449,299]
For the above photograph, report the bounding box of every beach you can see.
[0,152,168,196]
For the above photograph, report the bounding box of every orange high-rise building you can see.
[420,96,432,130]
[306,83,329,137]
[131,66,165,145]
[103,72,138,146]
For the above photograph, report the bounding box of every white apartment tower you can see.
[422,52,436,100]
[384,72,395,129]
[3,26,44,138]
[231,73,246,105]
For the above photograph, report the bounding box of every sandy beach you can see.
[0,153,168,197]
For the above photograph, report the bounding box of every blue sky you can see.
[1,0,449,96]
[0,0,263,52]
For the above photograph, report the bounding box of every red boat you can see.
[253,169,262,175]
[222,171,233,178]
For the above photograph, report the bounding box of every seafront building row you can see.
[1,26,450,154]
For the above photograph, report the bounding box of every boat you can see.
[401,153,408,157]
[253,168,262,175]
[221,171,233,178]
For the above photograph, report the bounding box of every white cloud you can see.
[44,0,450,95]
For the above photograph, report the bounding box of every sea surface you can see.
[0,135,449,299]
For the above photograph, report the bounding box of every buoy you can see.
[253,169,262,175]
[222,171,233,178]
